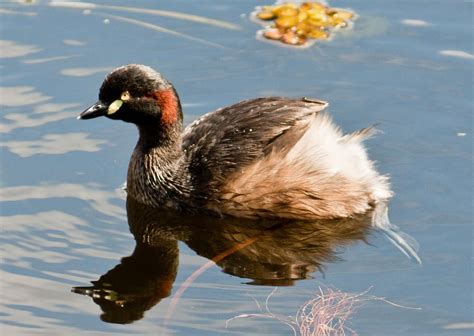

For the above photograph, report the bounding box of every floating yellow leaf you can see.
[263,28,283,40]
[275,15,299,29]
[257,11,275,20]
[254,1,356,47]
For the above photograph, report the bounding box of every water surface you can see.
[0,1,472,335]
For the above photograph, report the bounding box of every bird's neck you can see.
[135,86,183,150]
[127,123,189,208]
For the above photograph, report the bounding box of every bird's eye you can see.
[121,91,131,101]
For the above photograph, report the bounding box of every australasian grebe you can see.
[79,64,393,220]
[79,64,422,263]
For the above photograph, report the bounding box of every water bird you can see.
[80,64,421,263]
[79,64,394,221]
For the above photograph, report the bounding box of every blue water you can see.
[1,1,472,335]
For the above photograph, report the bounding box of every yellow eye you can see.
[121,91,131,101]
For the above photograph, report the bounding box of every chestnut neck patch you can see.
[153,89,179,125]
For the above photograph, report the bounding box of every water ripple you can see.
[0,40,41,58]
[0,183,125,219]
[0,132,107,157]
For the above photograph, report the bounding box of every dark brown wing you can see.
[182,97,328,201]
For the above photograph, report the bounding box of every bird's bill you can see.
[78,101,108,120]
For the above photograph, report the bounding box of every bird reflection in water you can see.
[72,196,374,324]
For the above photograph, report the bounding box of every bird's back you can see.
[182,97,329,205]
[181,97,392,219]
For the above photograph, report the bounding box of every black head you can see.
[79,64,182,127]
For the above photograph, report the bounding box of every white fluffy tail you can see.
[372,203,422,264]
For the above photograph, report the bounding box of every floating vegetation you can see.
[227,287,421,336]
[252,1,357,47]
